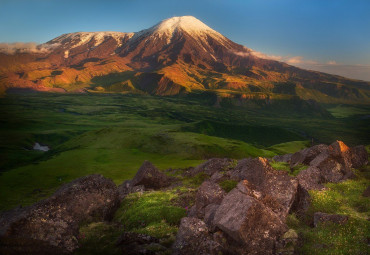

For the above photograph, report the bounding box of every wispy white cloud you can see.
[233,48,370,81]
[0,42,59,54]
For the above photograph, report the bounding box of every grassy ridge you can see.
[0,93,369,212]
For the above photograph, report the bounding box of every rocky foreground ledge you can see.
[0,141,368,254]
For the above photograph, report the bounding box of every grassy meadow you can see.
[0,92,369,254]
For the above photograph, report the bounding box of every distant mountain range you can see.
[0,16,369,104]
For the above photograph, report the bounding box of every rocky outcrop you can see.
[130,161,171,189]
[172,217,222,255]
[191,158,234,176]
[230,157,272,185]
[296,166,325,190]
[290,144,329,168]
[0,174,119,254]
[230,158,298,219]
[213,186,288,254]
[194,181,226,218]
[313,212,349,227]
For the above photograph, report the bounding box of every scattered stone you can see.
[275,229,299,255]
[350,145,368,168]
[272,154,292,163]
[194,181,226,218]
[313,212,349,227]
[116,232,159,255]
[130,161,171,189]
[172,217,222,255]
[213,187,287,254]
[191,158,234,176]
[290,144,329,168]
[297,166,325,190]
[0,174,119,254]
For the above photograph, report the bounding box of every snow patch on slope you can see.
[46,32,134,49]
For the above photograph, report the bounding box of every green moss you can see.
[114,190,186,239]
[287,170,370,254]
[219,179,238,192]
[269,161,307,176]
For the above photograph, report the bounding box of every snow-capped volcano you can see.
[0,16,368,102]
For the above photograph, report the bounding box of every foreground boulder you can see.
[194,181,226,218]
[296,166,325,191]
[191,158,234,176]
[230,158,298,219]
[310,151,352,183]
[213,185,288,254]
[0,174,119,254]
[172,217,222,255]
[130,161,171,189]
[290,144,329,168]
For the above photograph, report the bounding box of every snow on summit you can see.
[132,16,226,44]
[151,16,216,35]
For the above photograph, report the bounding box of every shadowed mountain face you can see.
[0,16,369,103]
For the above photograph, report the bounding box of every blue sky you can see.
[0,0,369,80]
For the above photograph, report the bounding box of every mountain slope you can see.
[0,16,369,103]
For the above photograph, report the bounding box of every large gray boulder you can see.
[296,166,325,190]
[0,174,119,254]
[230,157,271,185]
[213,186,288,254]
[194,181,226,218]
[172,217,222,255]
[130,161,171,189]
[230,158,298,219]
[191,158,234,176]
[310,151,352,183]
[290,144,329,168]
